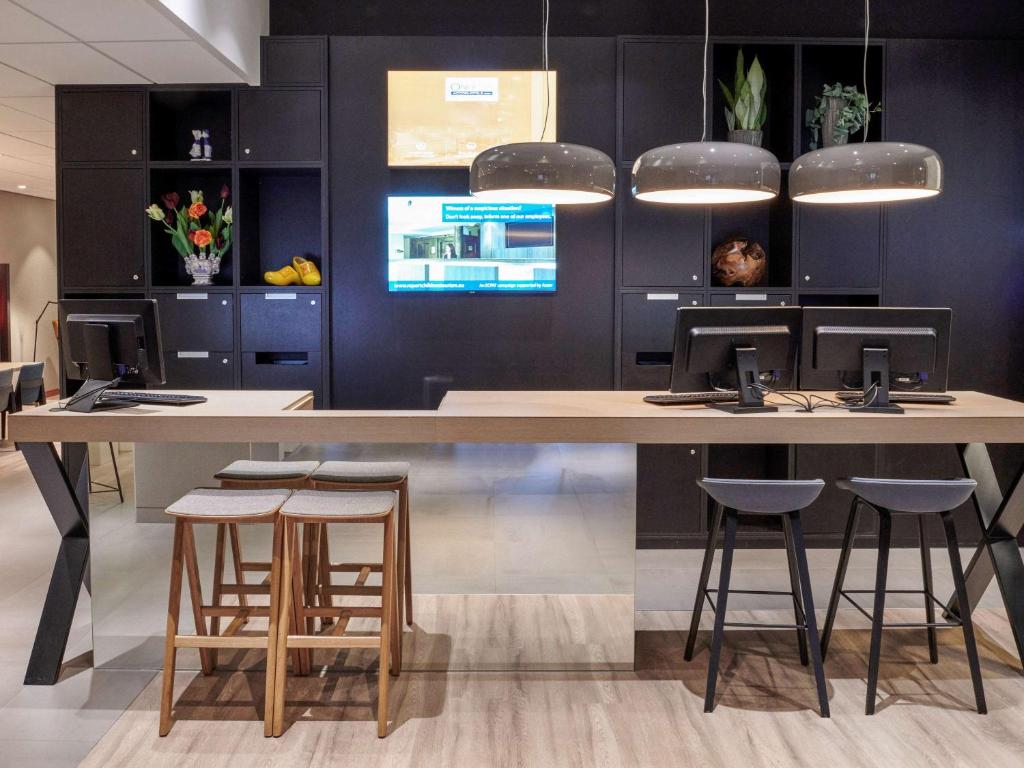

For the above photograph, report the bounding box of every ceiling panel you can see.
[0,42,150,84]
[0,61,51,96]
[0,153,53,181]
[0,1,74,43]
[0,102,52,131]
[17,0,192,42]
[0,131,52,157]
[0,95,54,121]
[93,41,244,84]
[6,128,54,148]
[0,166,53,197]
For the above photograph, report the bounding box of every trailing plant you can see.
[718,50,767,132]
[805,83,882,148]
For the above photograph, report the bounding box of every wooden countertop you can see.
[9,389,1024,445]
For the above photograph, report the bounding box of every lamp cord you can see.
[540,0,551,141]
[862,0,870,142]
[700,0,709,142]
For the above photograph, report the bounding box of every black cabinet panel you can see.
[238,89,322,162]
[153,292,234,351]
[162,352,235,389]
[60,168,144,288]
[637,444,704,546]
[262,37,325,85]
[59,90,143,162]
[240,291,322,351]
[242,351,322,404]
[795,444,878,536]
[621,41,704,161]
[621,292,701,389]
[797,206,882,289]
[621,193,705,287]
[710,292,792,307]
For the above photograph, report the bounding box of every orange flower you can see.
[188,202,208,219]
[192,229,213,248]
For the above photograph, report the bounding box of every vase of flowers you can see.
[146,185,232,286]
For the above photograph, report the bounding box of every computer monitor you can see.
[670,307,802,413]
[59,299,165,412]
[800,307,952,414]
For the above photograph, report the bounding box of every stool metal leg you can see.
[685,502,724,661]
[918,515,939,664]
[786,511,830,718]
[782,516,809,666]
[159,520,185,736]
[704,508,737,713]
[940,511,987,714]
[866,509,892,715]
[822,497,861,660]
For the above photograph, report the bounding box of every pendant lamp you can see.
[631,0,781,205]
[790,1,943,204]
[469,0,615,204]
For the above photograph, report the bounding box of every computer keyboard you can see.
[834,391,956,405]
[644,391,739,406]
[102,391,208,406]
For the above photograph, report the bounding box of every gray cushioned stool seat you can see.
[280,490,395,518]
[166,488,291,518]
[837,477,977,514]
[698,478,825,514]
[214,460,320,481]
[311,461,410,484]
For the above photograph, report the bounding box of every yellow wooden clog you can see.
[264,264,301,286]
[292,256,322,286]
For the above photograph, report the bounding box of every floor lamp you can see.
[32,300,57,361]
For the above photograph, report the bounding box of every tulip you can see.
[220,184,230,200]
[223,206,233,225]
[161,191,180,210]
[145,204,164,221]
[189,189,203,204]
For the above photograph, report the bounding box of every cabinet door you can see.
[637,444,705,547]
[60,168,145,288]
[162,352,235,389]
[153,292,234,351]
[59,90,143,162]
[238,89,322,162]
[796,444,878,536]
[240,291,322,351]
[621,41,705,161]
[261,38,325,85]
[621,292,702,389]
[797,206,882,289]
[621,192,705,287]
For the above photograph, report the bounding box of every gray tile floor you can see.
[0,444,1013,767]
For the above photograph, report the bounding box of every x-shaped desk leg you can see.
[19,442,90,685]
[945,443,1024,668]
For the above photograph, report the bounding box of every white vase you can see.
[183,252,222,286]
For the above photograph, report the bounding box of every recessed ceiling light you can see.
[17,184,28,190]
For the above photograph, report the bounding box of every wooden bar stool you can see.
[822,477,986,715]
[159,487,291,737]
[272,490,399,738]
[685,478,830,718]
[309,461,413,631]
[215,460,320,672]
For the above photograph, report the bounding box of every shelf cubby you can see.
[238,167,324,286]
[708,178,793,289]
[798,43,884,155]
[148,167,234,288]
[711,42,796,161]
[149,89,233,163]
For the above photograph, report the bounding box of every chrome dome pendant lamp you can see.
[789,0,943,204]
[469,0,615,204]
[631,0,781,205]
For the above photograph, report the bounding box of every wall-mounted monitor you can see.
[387,196,556,293]
[387,70,557,167]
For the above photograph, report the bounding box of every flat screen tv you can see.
[387,70,557,167]
[387,196,556,293]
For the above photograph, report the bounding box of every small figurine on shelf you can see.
[202,129,213,160]
[189,128,212,161]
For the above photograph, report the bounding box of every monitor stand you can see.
[55,378,137,413]
[709,346,777,414]
[848,347,903,414]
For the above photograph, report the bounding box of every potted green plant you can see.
[805,83,882,149]
[718,50,767,147]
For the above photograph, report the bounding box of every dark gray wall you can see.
[329,37,616,407]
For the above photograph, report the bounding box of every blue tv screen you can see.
[388,196,556,292]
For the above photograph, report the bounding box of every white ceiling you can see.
[0,0,252,200]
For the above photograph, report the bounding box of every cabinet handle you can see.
[266,292,296,300]
[780,301,787,306]
[691,300,698,306]
[244,147,252,155]
[130,148,137,156]
[691,274,699,281]
[132,274,140,280]
[310,299,316,306]
[176,292,207,300]
[222,358,229,364]
[221,299,228,306]
[690,449,697,455]
[177,351,209,359]
[804,275,811,282]
[645,293,678,301]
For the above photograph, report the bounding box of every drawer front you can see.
[161,352,235,389]
[241,351,321,404]
[154,292,234,351]
[240,292,322,352]
[710,292,792,307]
[620,292,702,390]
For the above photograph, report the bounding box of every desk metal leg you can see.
[18,441,90,685]
[944,443,1024,667]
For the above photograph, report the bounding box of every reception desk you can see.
[10,389,1024,684]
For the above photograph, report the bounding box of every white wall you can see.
[152,0,269,84]
[0,190,58,389]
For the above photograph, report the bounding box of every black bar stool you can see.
[821,477,986,715]
[685,478,830,717]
